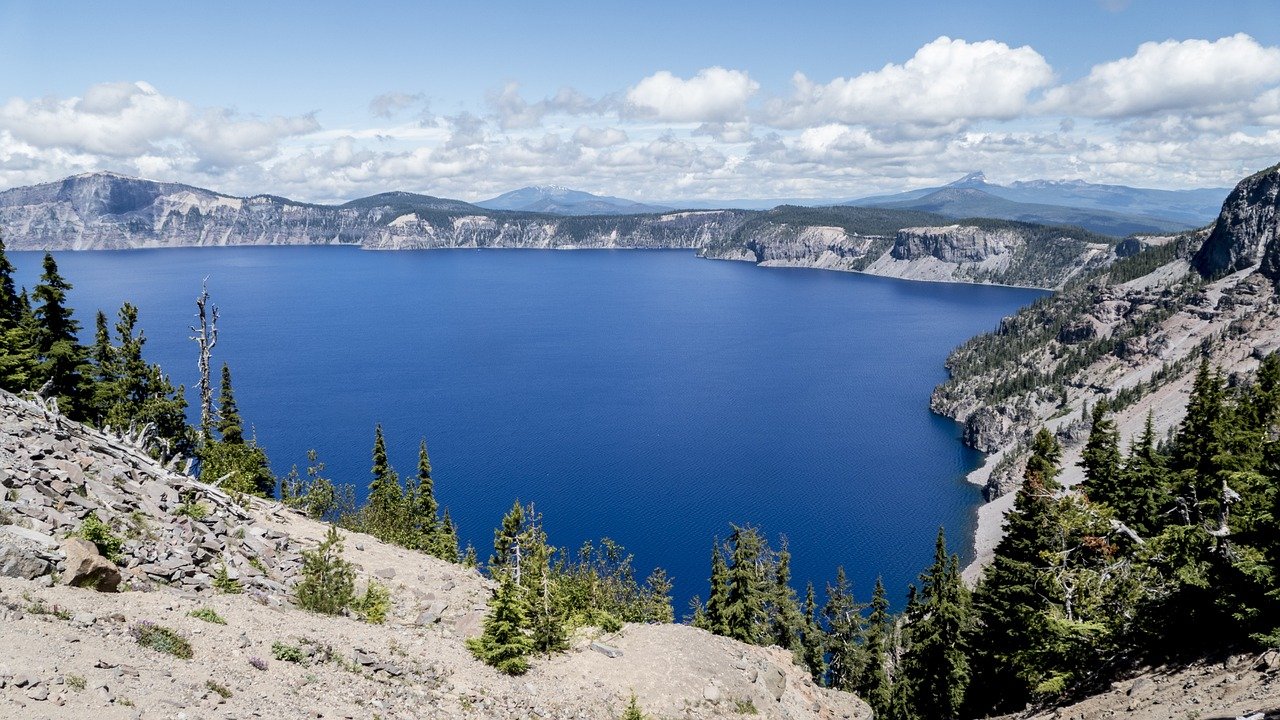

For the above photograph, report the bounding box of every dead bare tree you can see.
[189,280,219,435]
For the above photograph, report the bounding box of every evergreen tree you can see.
[704,539,730,636]
[969,429,1063,714]
[823,565,864,692]
[1079,400,1122,507]
[366,424,404,540]
[1119,412,1168,535]
[854,576,892,717]
[722,525,766,644]
[462,542,478,568]
[407,438,440,548]
[0,288,39,392]
[435,508,461,562]
[467,573,534,675]
[296,525,355,615]
[621,693,645,720]
[902,530,971,720]
[216,363,243,444]
[0,235,19,327]
[1172,359,1227,523]
[31,252,86,415]
[768,537,804,651]
[799,581,826,684]
[489,499,526,575]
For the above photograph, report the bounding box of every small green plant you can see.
[733,698,758,715]
[75,512,123,561]
[118,697,135,707]
[66,674,86,692]
[176,500,210,520]
[354,580,391,624]
[296,526,355,615]
[248,555,267,573]
[189,607,226,624]
[213,563,243,594]
[205,679,232,699]
[621,692,645,720]
[125,511,154,540]
[272,641,305,664]
[131,621,193,659]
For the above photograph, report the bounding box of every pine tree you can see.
[1079,400,1122,506]
[1172,358,1227,523]
[722,525,766,644]
[855,576,892,717]
[704,539,730,636]
[902,530,971,720]
[31,252,86,415]
[0,234,19,327]
[296,525,355,615]
[968,429,1063,714]
[0,289,41,392]
[366,424,404,540]
[406,438,440,549]
[489,500,526,575]
[216,363,243,444]
[769,537,804,650]
[89,310,122,417]
[462,542,478,568]
[435,508,461,562]
[467,573,533,675]
[823,565,863,692]
[1119,411,1168,535]
[799,581,826,684]
[621,692,645,720]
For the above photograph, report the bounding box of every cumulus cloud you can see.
[1042,34,1280,117]
[0,81,318,172]
[572,125,628,148]
[487,83,607,130]
[625,67,758,122]
[768,37,1054,128]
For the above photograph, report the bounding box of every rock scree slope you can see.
[0,388,869,719]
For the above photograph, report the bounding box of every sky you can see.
[2,0,1280,203]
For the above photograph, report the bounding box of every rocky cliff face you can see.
[891,225,1021,264]
[0,173,750,252]
[1193,162,1280,282]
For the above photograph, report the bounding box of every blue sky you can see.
[2,0,1280,202]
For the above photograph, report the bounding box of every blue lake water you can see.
[12,247,1042,611]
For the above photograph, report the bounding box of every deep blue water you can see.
[11,247,1042,611]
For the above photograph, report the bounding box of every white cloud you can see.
[768,37,1054,128]
[572,125,628,148]
[0,81,318,170]
[625,67,758,122]
[368,92,424,118]
[1042,34,1280,117]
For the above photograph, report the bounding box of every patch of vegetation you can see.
[621,692,646,720]
[272,641,305,664]
[732,697,759,715]
[296,526,355,615]
[189,607,226,624]
[205,679,232,698]
[213,563,243,594]
[175,500,209,520]
[75,512,123,562]
[130,621,193,659]
[248,657,268,671]
[66,674,86,692]
[354,580,391,624]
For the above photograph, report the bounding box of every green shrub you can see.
[213,563,243,594]
[76,512,123,561]
[66,674,86,692]
[733,698,758,715]
[189,607,226,624]
[131,621,193,659]
[296,526,354,615]
[354,580,391,624]
[176,500,209,520]
[272,641,304,663]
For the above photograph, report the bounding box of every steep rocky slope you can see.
[0,389,868,719]
[703,206,1116,289]
[931,163,1280,578]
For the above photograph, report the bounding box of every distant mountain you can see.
[476,186,670,215]
[847,172,1229,236]
[340,191,482,214]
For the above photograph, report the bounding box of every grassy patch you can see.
[130,621,193,659]
[189,607,226,624]
[205,679,232,698]
[272,641,305,663]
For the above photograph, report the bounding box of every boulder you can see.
[60,538,121,592]
[0,528,53,579]
[755,663,786,701]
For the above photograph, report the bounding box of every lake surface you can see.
[12,247,1042,611]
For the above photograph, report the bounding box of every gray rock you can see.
[703,685,722,703]
[755,663,786,701]
[0,531,53,579]
[27,683,49,701]
[589,642,623,659]
[60,537,122,592]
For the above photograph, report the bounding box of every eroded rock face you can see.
[892,225,1020,264]
[0,527,54,579]
[1193,163,1280,281]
